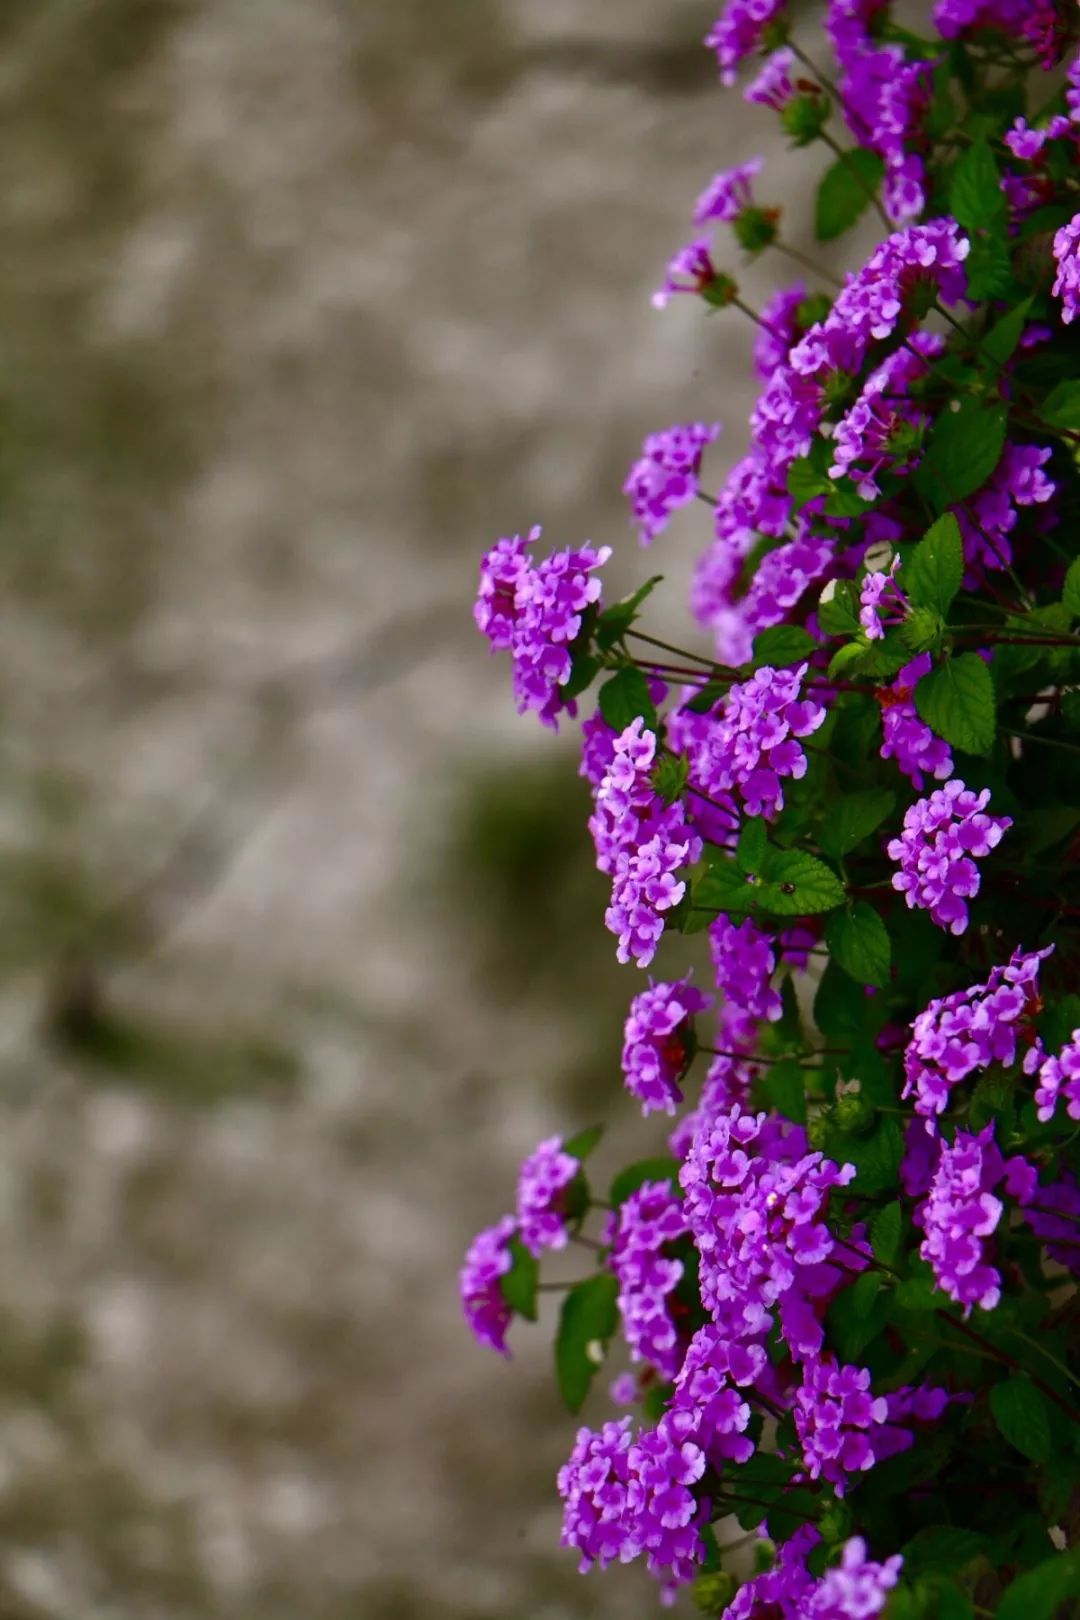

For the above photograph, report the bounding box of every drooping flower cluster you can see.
[1053,213,1080,326]
[622,978,711,1116]
[680,1107,856,1358]
[624,423,722,547]
[706,0,788,86]
[1035,1029,1080,1123]
[917,1123,1037,1314]
[459,1215,516,1356]
[686,664,826,819]
[609,1181,691,1378]
[902,945,1052,1121]
[590,719,703,966]
[474,528,610,724]
[886,779,1011,935]
[805,1536,904,1620]
[794,1355,890,1492]
[878,653,954,789]
[709,913,782,1023]
[668,1325,761,1465]
[516,1136,579,1256]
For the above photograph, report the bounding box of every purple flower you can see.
[933,0,1032,38]
[626,1422,706,1593]
[558,1417,637,1572]
[686,663,827,820]
[475,527,611,725]
[609,1180,691,1379]
[745,46,797,110]
[886,779,1011,936]
[958,442,1055,580]
[1053,214,1080,325]
[1004,116,1071,160]
[710,914,783,1023]
[652,238,722,310]
[668,1325,763,1466]
[694,157,764,225]
[755,282,807,378]
[806,1537,903,1619]
[830,334,942,500]
[1025,1172,1080,1274]
[1034,1029,1080,1122]
[706,0,788,86]
[1069,51,1080,123]
[902,945,1052,1121]
[918,1123,1036,1314]
[879,653,954,790]
[724,1525,821,1618]
[460,1215,516,1355]
[516,1136,579,1256]
[622,978,711,1116]
[858,558,904,641]
[624,423,721,546]
[680,1106,855,1358]
[794,1355,889,1493]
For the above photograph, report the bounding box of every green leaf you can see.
[914,400,1007,514]
[757,850,846,916]
[905,513,964,618]
[563,1124,604,1162]
[915,653,996,756]
[1064,557,1080,619]
[903,1526,989,1579]
[762,1057,806,1125]
[990,1373,1053,1462]
[555,1274,619,1412]
[499,1236,539,1322]
[563,651,599,700]
[827,1274,891,1361]
[652,752,689,804]
[815,148,885,242]
[736,816,767,874]
[895,1258,944,1311]
[596,575,664,648]
[852,1269,883,1318]
[949,137,1006,232]
[871,1201,903,1268]
[693,859,756,920]
[1039,378,1080,433]
[980,297,1032,369]
[832,1115,903,1196]
[997,1548,1080,1620]
[752,625,819,668]
[964,235,1014,303]
[818,789,896,860]
[826,902,891,988]
[900,606,945,655]
[818,578,861,636]
[609,1157,679,1207]
[598,668,658,732]
[788,455,831,510]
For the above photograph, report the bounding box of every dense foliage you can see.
[462,3,1080,1615]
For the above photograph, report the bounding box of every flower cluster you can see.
[624,422,721,547]
[709,913,782,1023]
[917,1124,1036,1314]
[878,653,954,790]
[516,1136,579,1256]
[886,779,1011,935]
[459,1215,516,1356]
[794,1355,890,1492]
[1035,1030,1080,1122]
[1053,213,1080,325]
[902,946,1051,1121]
[687,663,826,818]
[622,977,711,1116]
[609,1181,691,1378]
[474,527,610,724]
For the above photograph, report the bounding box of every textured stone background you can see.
[0,3,829,1615]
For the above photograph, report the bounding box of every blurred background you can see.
[0,2,834,1615]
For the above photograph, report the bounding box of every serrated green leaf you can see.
[949,137,1005,231]
[788,455,831,510]
[915,653,996,756]
[752,625,819,668]
[818,788,896,860]
[652,752,689,804]
[694,859,756,919]
[609,1158,679,1207]
[990,1373,1053,1462]
[900,606,945,654]
[563,651,600,700]
[906,513,964,617]
[757,849,846,916]
[815,148,885,242]
[833,1116,903,1196]
[598,668,658,732]
[895,1259,944,1311]
[871,1201,903,1267]
[997,1548,1080,1620]
[914,401,1007,514]
[827,1273,891,1361]
[563,1124,604,1162]
[826,902,891,988]
[1064,558,1080,619]
[828,641,872,679]
[499,1236,539,1322]
[555,1274,619,1412]
[1040,378,1080,433]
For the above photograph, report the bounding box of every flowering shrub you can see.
[464,4,1080,1615]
